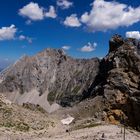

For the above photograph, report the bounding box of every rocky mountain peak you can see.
[0,47,100,109]
[109,34,124,52]
[109,34,140,54]
[36,48,66,59]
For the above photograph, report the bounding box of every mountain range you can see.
[0,34,140,131]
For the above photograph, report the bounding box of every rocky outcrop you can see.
[88,34,140,130]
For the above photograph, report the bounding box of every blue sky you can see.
[0,0,140,68]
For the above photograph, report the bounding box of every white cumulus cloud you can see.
[57,0,73,9]
[62,46,71,50]
[19,35,32,43]
[19,2,57,21]
[45,6,57,18]
[80,42,97,52]
[64,14,81,27]
[126,31,140,40]
[0,25,17,41]
[19,35,26,40]
[81,0,140,32]
[19,2,44,21]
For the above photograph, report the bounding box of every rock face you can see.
[88,34,140,130]
[0,48,100,109]
[0,35,140,130]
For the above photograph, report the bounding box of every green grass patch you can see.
[47,92,56,103]
[72,86,81,94]
[2,121,14,128]
[15,121,30,132]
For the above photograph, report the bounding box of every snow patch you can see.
[61,115,74,125]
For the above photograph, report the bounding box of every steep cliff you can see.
[88,34,140,130]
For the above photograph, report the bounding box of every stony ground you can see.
[0,124,140,140]
[0,94,140,140]
[47,125,140,140]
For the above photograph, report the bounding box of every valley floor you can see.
[0,124,140,140]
